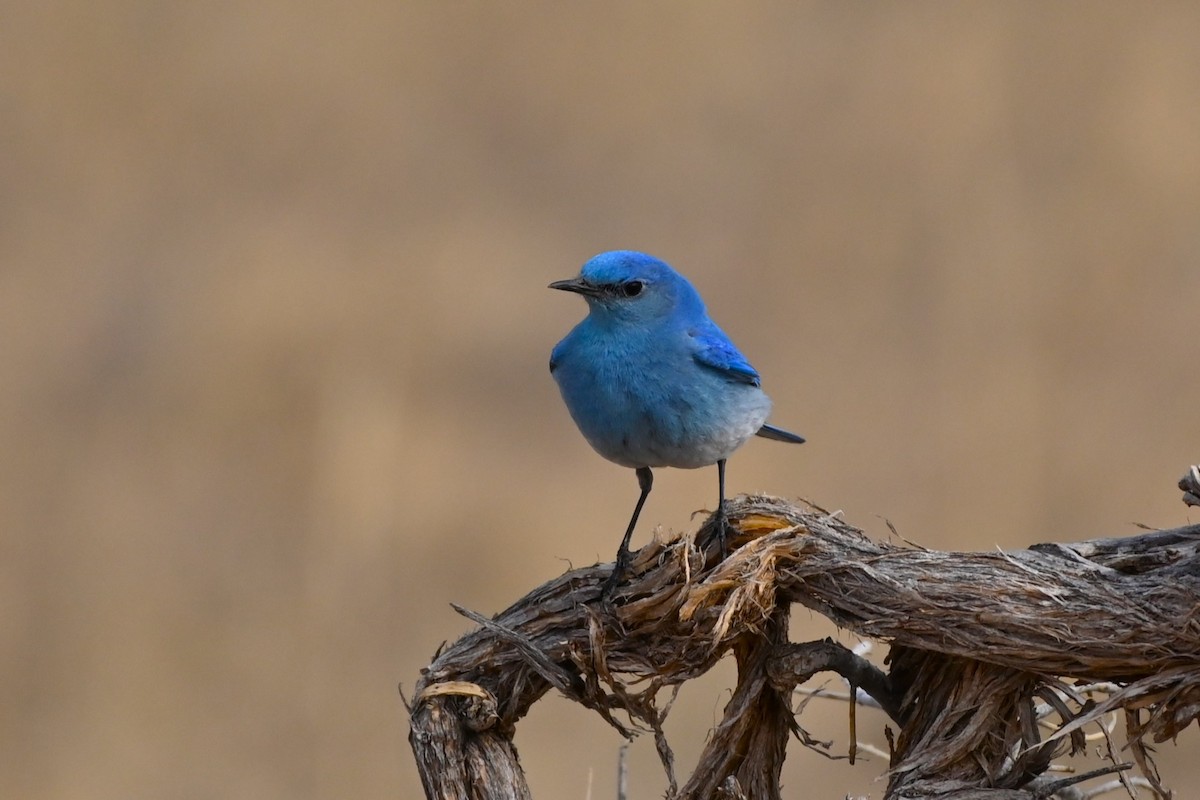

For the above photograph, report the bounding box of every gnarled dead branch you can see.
[408,469,1200,800]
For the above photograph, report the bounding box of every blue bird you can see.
[549,250,804,596]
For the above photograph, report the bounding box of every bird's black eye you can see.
[621,280,644,298]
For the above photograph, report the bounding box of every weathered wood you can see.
[1180,465,1200,507]
[408,681,531,800]
[407,479,1200,799]
[675,606,792,800]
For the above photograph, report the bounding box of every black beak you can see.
[548,277,601,297]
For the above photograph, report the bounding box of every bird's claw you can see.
[600,554,629,603]
[714,506,732,561]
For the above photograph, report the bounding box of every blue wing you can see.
[690,324,761,386]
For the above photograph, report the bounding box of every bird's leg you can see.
[602,466,653,600]
[715,458,730,559]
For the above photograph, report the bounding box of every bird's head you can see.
[549,251,704,326]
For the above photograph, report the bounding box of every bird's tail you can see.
[756,423,805,444]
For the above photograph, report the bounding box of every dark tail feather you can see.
[756,423,805,444]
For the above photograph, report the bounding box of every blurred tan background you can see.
[2,3,1198,798]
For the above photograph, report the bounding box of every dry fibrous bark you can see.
[1181,465,1200,508]
[407,467,1200,800]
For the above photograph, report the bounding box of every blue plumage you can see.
[549,250,804,597]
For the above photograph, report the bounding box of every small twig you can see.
[1074,777,1157,799]
[1034,762,1133,798]
[848,678,858,765]
[616,744,628,800]
[767,639,903,723]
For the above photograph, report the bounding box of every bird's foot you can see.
[600,553,629,603]
[714,506,732,562]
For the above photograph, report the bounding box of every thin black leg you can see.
[602,466,653,599]
[715,458,729,558]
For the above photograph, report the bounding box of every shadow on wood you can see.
[407,475,1200,799]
